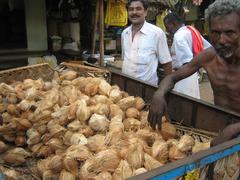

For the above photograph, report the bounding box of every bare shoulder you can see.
[195,47,217,66]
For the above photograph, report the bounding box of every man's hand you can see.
[211,123,240,147]
[147,91,167,130]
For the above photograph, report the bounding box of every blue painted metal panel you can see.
[0,173,5,180]
[151,144,240,180]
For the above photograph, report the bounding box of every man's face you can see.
[128,1,147,25]
[164,20,177,35]
[209,12,240,59]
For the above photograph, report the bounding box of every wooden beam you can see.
[91,0,99,56]
[99,0,104,66]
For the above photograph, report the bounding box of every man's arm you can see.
[156,30,172,75]
[211,122,240,146]
[148,48,215,130]
[162,62,172,76]
[148,51,206,129]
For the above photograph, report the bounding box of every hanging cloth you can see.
[105,0,128,27]
[186,25,204,56]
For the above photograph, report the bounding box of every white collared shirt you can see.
[171,26,211,69]
[121,21,172,85]
[171,26,211,99]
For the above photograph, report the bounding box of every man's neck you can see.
[174,24,184,34]
[132,22,144,33]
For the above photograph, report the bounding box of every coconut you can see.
[93,149,121,173]
[192,141,210,153]
[0,103,6,113]
[46,138,65,151]
[18,100,35,111]
[126,143,144,169]
[109,86,122,103]
[161,122,176,140]
[25,87,38,100]
[135,97,145,110]
[76,100,91,123]
[169,145,187,162]
[90,103,109,117]
[1,168,18,180]
[87,134,106,153]
[117,96,136,110]
[3,148,31,165]
[65,144,92,161]
[84,82,99,96]
[166,139,179,148]
[136,128,162,145]
[14,136,27,147]
[7,93,18,104]
[67,120,81,131]
[123,118,141,132]
[42,170,59,180]
[126,107,140,119]
[59,170,76,180]
[88,113,110,132]
[16,118,32,131]
[0,140,8,153]
[96,171,112,180]
[70,133,88,145]
[60,70,77,81]
[105,115,124,145]
[7,104,19,116]
[112,160,133,180]
[144,153,163,171]
[63,156,78,174]
[109,104,125,119]
[152,140,169,163]
[79,158,97,180]
[134,168,147,175]
[48,155,63,173]
[177,135,195,152]
[98,79,112,96]
[26,128,41,145]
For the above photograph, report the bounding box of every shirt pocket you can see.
[137,46,155,65]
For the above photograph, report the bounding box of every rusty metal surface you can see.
[110,70,240,132]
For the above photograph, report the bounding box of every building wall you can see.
[24,0,47,51]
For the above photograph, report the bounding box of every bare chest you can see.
[206,62,240,112]
[208,64,240,91]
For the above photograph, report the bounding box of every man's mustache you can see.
[215,44,231,51]
[130,15,140,18]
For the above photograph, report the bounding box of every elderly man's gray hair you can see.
[205,0,240,23]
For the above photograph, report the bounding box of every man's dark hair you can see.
[163,12,184,25]
[126,0,148,10]
[205,0,240,24]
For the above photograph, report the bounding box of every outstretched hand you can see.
[211,123,240,147]
[147,91,167,130]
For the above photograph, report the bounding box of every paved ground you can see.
[199,81,214,104]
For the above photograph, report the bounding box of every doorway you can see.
[0,0,27,49]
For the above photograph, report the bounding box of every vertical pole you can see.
[91,0,99,56]
[99,0,104,66]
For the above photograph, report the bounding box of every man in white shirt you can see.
[164,13,211,99]
[121,0,172,86]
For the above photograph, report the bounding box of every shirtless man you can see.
[148,0,240,146]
